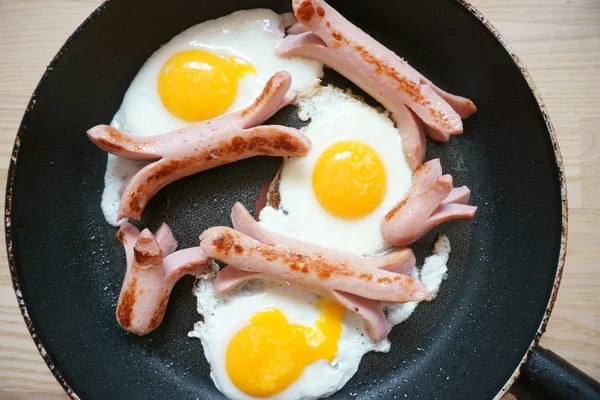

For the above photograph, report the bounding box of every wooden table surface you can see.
[0,0,598,398]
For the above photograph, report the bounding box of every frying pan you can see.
[5,0,599,399]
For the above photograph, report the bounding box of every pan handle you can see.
[510,346,600,399]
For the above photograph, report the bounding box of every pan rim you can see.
[4,1,567,399]
[454,1,568,398]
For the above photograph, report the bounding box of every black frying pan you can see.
[6,0,599,399]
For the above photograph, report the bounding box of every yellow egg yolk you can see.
[312,140,387,219]
[158,50,256,122]
[225,300,344,398]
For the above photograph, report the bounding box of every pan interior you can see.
[8,0,562,399]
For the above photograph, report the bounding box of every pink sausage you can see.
[88,71,311,220]
[116,222,211,335]
[381,159,477,246]
[200,203,428,343]
[277,0,477,169]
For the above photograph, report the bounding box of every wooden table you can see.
[0,0,598,398]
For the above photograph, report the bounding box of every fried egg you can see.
[101,9,323,226]
[190,235,451,400]
[113,9,322,135]
[258,86,413,256]
[190,271,387,400]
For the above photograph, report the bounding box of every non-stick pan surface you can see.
[6,0,566,399]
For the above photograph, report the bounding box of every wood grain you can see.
[0,0,598,398]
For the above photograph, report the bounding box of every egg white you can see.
[258,86,413,256]
[190,269,388,400]
[100,9,324,226]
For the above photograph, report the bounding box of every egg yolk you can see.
[226,300,344,398]
[158,50,256,122]
[312,140,387,219]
